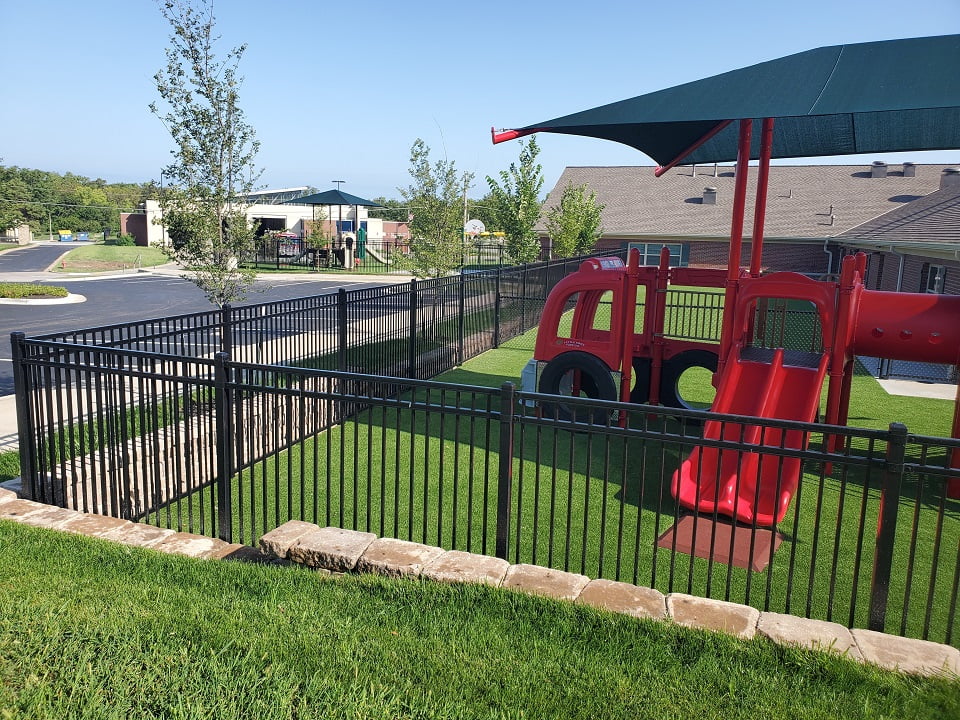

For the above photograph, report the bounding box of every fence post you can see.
[495,381,516,560]
[493,269,502,349]
[10,332,37,501]
[869,422,908,632]
[457,273,466,364]
[408,279,418,379]
[337,288,348,372]
[521,266,528,331]
[214,352,234,542]
[220,303,233,358]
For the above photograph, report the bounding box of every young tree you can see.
[544,183,605,258]
[303,207,332,270]
[150,0,261,308]
[399,139,473,278]
[485,137,544,265]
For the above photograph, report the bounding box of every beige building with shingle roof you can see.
[540,163,960,292]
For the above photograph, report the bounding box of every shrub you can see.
[0,282,69,299]
[106,234,137,247]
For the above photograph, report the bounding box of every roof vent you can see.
[902,162,916,177]
[941,167,960,190]
[702,187,718,205]
[870,161,888,178]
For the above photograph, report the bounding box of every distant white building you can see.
[124,191,393,247]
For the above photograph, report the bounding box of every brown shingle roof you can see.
[840,187,960,246]
[540,164,954,241]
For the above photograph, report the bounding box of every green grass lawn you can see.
[53,243,169,272]
[1,520,956,719]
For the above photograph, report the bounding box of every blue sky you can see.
[2,0,958,201]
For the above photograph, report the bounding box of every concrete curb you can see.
[0,489,956,679]
[0,292,86,306]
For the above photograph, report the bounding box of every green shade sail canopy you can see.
[493,34,960,164]
[283,189,381,207]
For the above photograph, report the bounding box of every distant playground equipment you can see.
[499,35,960,536]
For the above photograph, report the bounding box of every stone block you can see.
[102,522,176,548]
[667,593,760,640]
[17,505,84,531]
[0,486,18,505]
[757,612,862,660]
[258,520,320,559]
[422,550,510,586]
[155,533,229,559]
[58,513,132,538]
[852,629,960,677]
[577,579,667,620]
[501,564,590,602]
[355,538,446,578]
[0,498,61,524]
[287,526,376,572]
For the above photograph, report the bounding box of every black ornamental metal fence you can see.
[10,251,959,647]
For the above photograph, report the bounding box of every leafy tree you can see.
[398,139,473,278]
[544,183,605,258]
[485,137,544,264]
[150,0,261,308]
[0,170,30,232]
[367,197,409,222]
[303,207,332,270]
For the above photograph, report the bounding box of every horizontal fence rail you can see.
[11,249,959,647]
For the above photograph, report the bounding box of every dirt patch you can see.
[54,260,138,273]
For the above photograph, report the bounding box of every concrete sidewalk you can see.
[0,394,18,453]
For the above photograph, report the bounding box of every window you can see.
[925,264,946,294]
[627,242,689,267]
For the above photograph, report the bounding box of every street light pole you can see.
[159,170,166,247]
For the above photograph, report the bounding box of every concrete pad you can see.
[501,564,590,602]
[258,520,321,559]
[577,579,667,620]
[287,526,376,572]
[422,550,510,587]
[667,593,760,640]
[101,522,176,548]
[0,487,19,505]
[852,629,960,677]
[58,513,132,538]
[757,612,862,660]
[154,533,229,559]
[355,538,446,578]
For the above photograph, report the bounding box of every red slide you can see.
[671,347,829,527]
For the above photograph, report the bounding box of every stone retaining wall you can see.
[1,484,957,679]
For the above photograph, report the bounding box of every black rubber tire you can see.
[538,351,618,424]
[629,356,652,405]
[659,349,719,413]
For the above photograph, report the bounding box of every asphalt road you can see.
[0,243,72,272]
[0,248,399,395]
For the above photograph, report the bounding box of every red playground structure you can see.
[495,35,960,529]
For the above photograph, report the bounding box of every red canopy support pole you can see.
[749,117,775,277]
[717,119,753,377]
